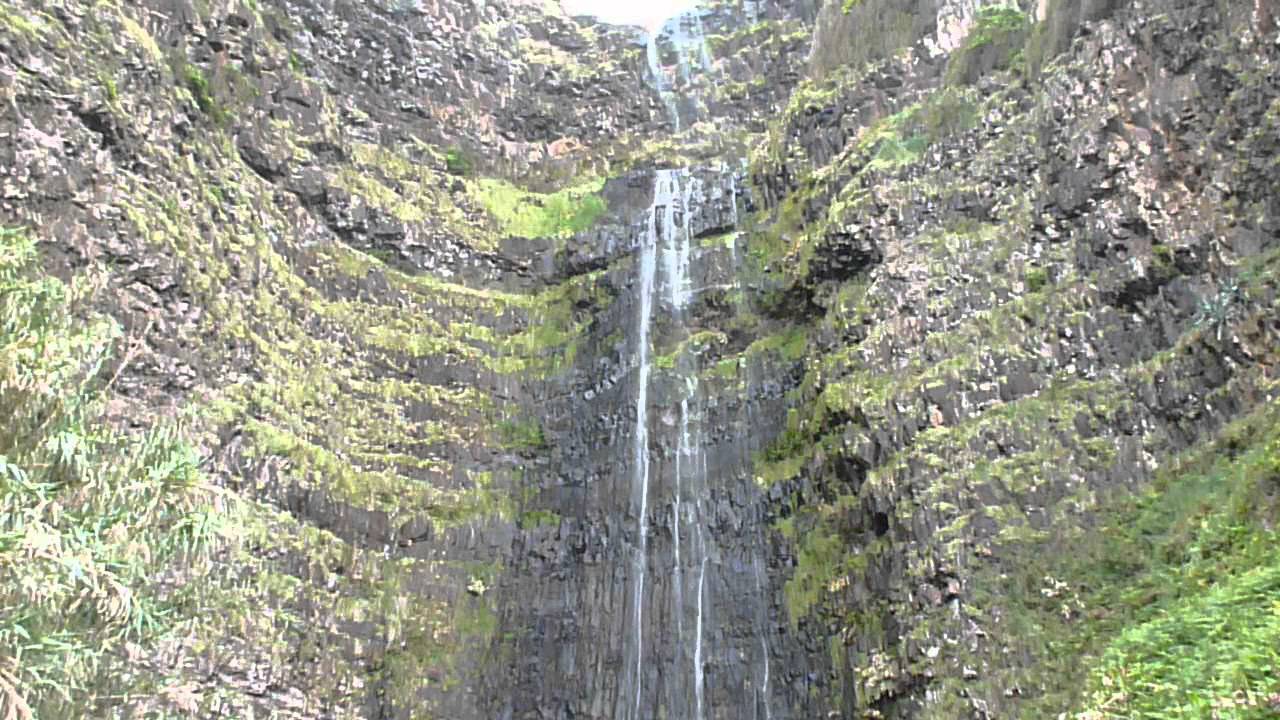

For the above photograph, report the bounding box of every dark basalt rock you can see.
[1,0,1278,717]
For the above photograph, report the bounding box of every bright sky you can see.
[559,0,698,30]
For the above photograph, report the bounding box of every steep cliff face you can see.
[1,0,1277,718]
[0,0,678,715]
[749,0,1280,716]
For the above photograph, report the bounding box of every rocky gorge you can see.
[1,0,1278,718]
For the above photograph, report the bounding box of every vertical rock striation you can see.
[2,0,1277,717]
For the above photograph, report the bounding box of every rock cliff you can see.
[0,0,1276,718]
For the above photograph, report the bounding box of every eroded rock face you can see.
[1,0,1277,717]
[486,166,830,719]
[746,0,1280,717]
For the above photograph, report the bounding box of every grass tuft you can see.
[0,227,235,716]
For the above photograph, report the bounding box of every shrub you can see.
[179,61,229,125]
[0,227,233,716]
[445,147,472,176]
[945,5,1031,85]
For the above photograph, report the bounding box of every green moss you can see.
[1026,267,1049,291]
[497,418,547,452]
[344,142,497,251]
[495,268,614,377]
[471,177,607,240]
[518,509,562,529]
[745,327,807,362]
[655,330,730,372]
[0,5,49,37]
[180,62,229,125]
[445,147,472,176]
[785,531,846,621]
[709,356,742,381]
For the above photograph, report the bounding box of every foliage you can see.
[471,177,607,240]
[965,5,1030,50]
[998,400,1280,717]
[1026,267,1049,291]
[179,62,229,125]
[1071,409,1280,718]
[946,5,1031,85]
[1194,279,1243,340]
[445,147,472,177]
[0,228,233,717]
[1081,564,1280,718]
[497,418,547,452]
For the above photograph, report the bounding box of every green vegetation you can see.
[0,5,48,37]
[963,5,1029,50]
[471,177,608,240]
[946,5,1031,85]
[0,228,234,716]
[179,62,229,125]
[497,418,548,452]
[445,147,472,176]
[1026,267,1049,291]
[1013,401,1280,717]
[746,327,807,362]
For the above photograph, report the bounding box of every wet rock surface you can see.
[1,0,1278,717]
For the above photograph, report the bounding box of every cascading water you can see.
[647,35,681,130]
[493,4,826,718]
[648,6,720,131]
[622,166,720,719]
[617,6,779,719]
[624,171,662,720]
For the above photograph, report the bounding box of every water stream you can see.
[625,166,718,719]
[627,174,661,720]
[622,7,764,718]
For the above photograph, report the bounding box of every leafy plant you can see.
[445,147,472,177]
[497,418,547,452]
[0,227,234,716]
[179,62,229,125]
[946,5,1031,85]
[1026,267,1050,292]
[998,400,1280,717]
[1194,279,1243,340]
[965,5,1030,50]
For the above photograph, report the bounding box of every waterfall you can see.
[649,5,720,132]
[647,34,681,130]
[625,167,719,719]
[675,174,708,720]
[622,9,760,717]
[753,555,773,720]
[627,173,662,720]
